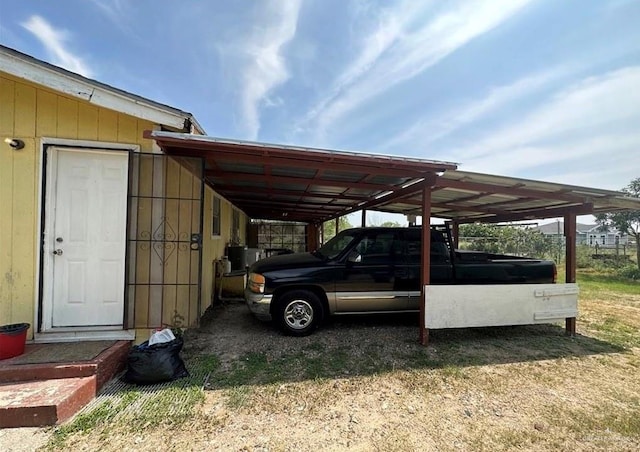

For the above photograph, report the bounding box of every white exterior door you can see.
[43,147,129,329]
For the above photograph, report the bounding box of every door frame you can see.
[35,138,140,341]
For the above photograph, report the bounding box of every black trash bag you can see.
[122,337,189,385]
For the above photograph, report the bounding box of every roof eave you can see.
[0,45,204,133]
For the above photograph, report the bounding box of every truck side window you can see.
[431,242,450,263]
[356,232,397,264]
[318,230,360,259]
[404,230,449,264]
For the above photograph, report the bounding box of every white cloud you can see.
[88,0,128,22]
[87,0,136,37]
[21,15,93,78]
[236,0,302,140]
[463,131,640,175]
[298,1,423,130]
[298,0,533,139]
[449,66,640,188]
[381,67,570,151]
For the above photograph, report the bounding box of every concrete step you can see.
[0,341,131,427]
[0,340,130,389]
[0,376,96,427]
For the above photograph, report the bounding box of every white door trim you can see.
[36,138,140,336]
[42,147,129,330]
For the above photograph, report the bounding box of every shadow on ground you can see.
[55,299,627,448]
[182,301,626,390]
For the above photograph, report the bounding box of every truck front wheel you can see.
[275,290,323,336]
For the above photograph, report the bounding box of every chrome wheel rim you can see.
[283,300,313,330]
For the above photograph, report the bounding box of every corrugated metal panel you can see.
[148,131,640,224]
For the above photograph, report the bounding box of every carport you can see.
[147,131,640,344]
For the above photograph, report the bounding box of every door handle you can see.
[53,249,64,256]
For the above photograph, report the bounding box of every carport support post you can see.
[420,181,433,346]
[451,221,460,249]
[306,223,319,252]
[564,212,577,336]
[361,210,367,227]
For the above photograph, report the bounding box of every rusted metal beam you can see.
[436,178,590,203]
[147,132,457,173]
[430,201,520,216]
[306,224,320,251]
[244,205,339,216]
[455,203,594,224]
[382,196,567,219]
[223,196,347,210]
[564,212,577,336]
[439,196,557,212]
[203,152,430,178]
[205,170,395,191]
[247,211,328,222]
[472,196,538,209]
[451,221,459,249]
[420,184,433,347]
[448,192,493,203]
[234,196,346,208]
[340,174,438,217]
[211,183,371,201]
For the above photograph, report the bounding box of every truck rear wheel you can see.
[275,290,323,336]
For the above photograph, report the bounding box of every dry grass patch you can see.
[41,271,640,451]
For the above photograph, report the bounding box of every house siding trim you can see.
[0,46,202,132]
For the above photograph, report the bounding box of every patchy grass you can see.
[43,273,640,451]
[44,355,217,450]
[578,270,640,296]
[225,385,253,409]
[584,315,640,348]
[577,268,640,349]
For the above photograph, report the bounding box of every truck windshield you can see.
[316,229,360,260]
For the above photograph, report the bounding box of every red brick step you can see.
[0,340,131,427]
[0,376,96,427]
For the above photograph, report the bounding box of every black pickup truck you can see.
[245,226,556,336]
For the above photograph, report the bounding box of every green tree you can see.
[379,220,402,227]
[596,177,640,270]
[322,216,353,241]
[458,223,558,259]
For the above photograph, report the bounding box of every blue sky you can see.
[1,0,640,194]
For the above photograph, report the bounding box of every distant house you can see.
[534,221,629,246]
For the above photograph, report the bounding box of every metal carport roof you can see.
[146,131,640,224]
[145,131,457,223]
[375,170,640,224]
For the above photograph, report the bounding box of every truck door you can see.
[334,230,408,312]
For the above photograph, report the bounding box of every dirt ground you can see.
[0,427,49,452]
[3,294,640,451]
[174,301,640,451]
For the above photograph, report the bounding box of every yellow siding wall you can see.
[201,185,248,313]
[0,74,157,337]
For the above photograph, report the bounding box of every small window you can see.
[601,235,606,245]
[212,197,221,236]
